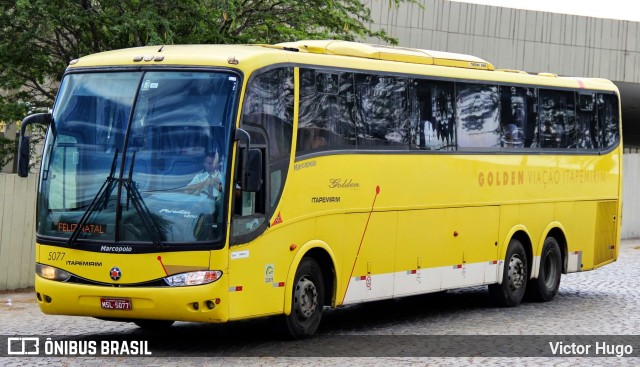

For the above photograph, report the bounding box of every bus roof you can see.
[67,41,618,93]
[67,44,290,69]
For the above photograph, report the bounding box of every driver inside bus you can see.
[185,149,224,200]
[185,150,224,199]
[185,150,225,235]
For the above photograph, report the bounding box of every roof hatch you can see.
[274,40,494,71]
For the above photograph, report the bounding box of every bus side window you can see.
[576,93,597,149]
[413,79,456,150]
[297,69,356,154]
[354,74,411,150]
[524,88,539,148]
[456,83,501,149]
[499,86,528,148]
[597,93,620,149]
[232,67,294,244]
[538,89,576,149]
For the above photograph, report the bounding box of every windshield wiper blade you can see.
[68,149,165,248]
[125,150,136,211]
[123,151,165,248]
[68,149,119,246]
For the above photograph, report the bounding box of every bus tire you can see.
[282,257,324,339]
[133,319,175,329]
[489,238,528,307]
[526,237,562,302]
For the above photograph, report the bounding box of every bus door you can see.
[227,67,295,320]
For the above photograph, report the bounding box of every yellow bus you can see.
[19,40,621,338]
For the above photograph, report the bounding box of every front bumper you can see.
[35,275,230,323]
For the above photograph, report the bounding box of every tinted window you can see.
[500,86,537,148]
[456,83,500,148]
[295,67,619,155]
[538,89,576,148]
[297,69,356,153]
[598,93,619,149]
[575,92,597,149]
[412,80,456,150]
[354,74,411,149]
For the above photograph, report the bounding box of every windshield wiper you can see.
[68,149,119,246]
[122,151,165,248]
[68,150,165,248]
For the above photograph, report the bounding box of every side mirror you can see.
[243,148,262,192]
[18,135,30,177]
[17,113,52,177]
[234,128,263,192]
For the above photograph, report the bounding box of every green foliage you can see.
[0,0,416,170]
[0,135,16,170]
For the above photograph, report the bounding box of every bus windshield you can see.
[37,70,239,246]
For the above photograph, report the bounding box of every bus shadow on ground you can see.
[82,285,617,356]
[318,286,492,334]
[169,286,494,337]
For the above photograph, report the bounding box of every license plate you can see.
[100,297,132,311]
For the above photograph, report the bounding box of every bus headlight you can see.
[36,264,71,282]
[164,270,222,286]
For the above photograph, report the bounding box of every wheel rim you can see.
[543,251,559,289]
[294,276,318,321]
[507,254,525,291]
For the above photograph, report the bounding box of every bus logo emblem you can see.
[110,266,122,281]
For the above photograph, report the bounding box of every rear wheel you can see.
[133,319,175,330]
[489,238,528,307]
[526,237,562,302]
[281,258,324,339]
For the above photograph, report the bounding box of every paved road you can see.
[2,240,640,366]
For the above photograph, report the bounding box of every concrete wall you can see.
[366,0,640,82]
[0,173,37,290]
[622,154,640,239]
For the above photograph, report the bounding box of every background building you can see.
[366,0,640,148]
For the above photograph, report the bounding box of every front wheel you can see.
[281,258,325,339]
[489,238,528,307]
[526,237,562,302]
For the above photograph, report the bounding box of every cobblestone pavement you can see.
[2,240,640,366]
